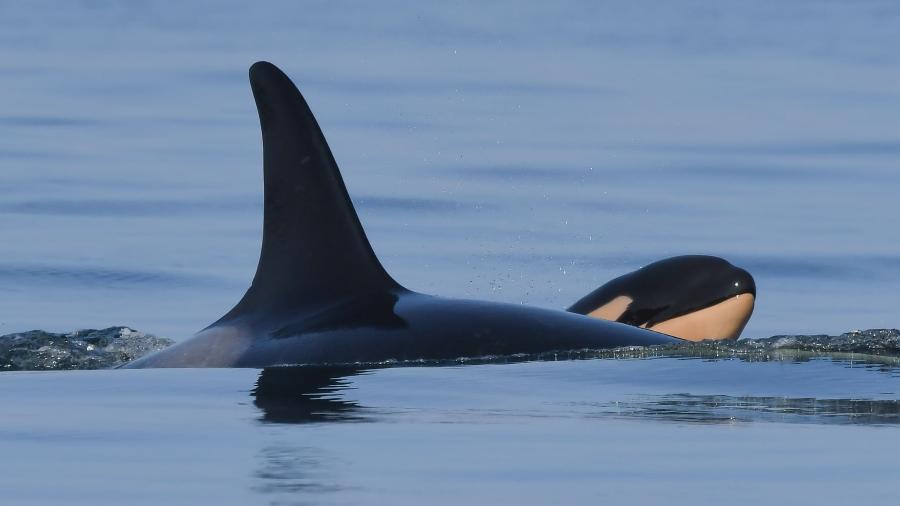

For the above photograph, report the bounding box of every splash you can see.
[3,327,900,371]
[0,327,174,371]
[656,328,900,363]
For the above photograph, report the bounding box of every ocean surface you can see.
[4,358,900,505]
[2,1,900,504]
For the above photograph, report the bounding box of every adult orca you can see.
[126,62,746,368]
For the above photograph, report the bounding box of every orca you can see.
[569,255,756,342]
[125,61,743,368]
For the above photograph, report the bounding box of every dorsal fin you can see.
[219,61,402,321]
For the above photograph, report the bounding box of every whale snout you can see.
[569,255,757,342]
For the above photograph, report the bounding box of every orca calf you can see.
[126,62,751,368]
[569,255,755,342]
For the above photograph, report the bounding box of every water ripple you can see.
[627,141,900,157]
[0,264,225,288]
[591,394,900,426]
[0,115,103,127]
[0,198,258,217]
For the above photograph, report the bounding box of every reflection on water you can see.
[251,368,366,501]
[244,358,900,502]
[252,366,368,424]
[591,394,900,426]
[251,357,900,427]
[253,445,346,497]
[2,359,899,505]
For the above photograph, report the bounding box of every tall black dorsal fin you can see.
[220,62,402,321]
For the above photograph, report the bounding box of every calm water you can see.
[3,1,900,504]
[3,358,900,505]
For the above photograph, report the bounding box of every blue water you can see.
[3,358,900,505]
[4,1,900,339]
[3,1,900,503]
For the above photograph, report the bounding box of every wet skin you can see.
[125,62,682,369]
[570,256,757,341]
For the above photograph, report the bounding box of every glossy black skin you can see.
[127,289,677,368]
[124,61,679,369]
[568,255,756,326]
